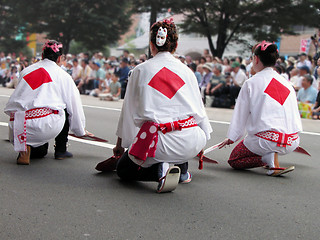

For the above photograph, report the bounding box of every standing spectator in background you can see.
[229,61,247,108]
[200,57,206,64]
[312,82,320,119]
[185,56,192,65]
[139,54,147,63]
[118,58,130,99]
[290,68,301,90]
[78,59,92,94]
[72,58,82,85]
[122,50,130,62]
[203,49,210,58]
[313,58,320,80]
[286,57,296,77]
[297,74,318,104]
[179,55,186,64]
[297,53,312,69]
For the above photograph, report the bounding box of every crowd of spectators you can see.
[1,47,320,119]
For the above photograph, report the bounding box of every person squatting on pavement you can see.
[101,19,212,193]
[5,40,88,165]
[219,41,302,176]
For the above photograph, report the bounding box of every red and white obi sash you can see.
[129,116,197,161]
[255,130,299,147]
[10,108,59,152]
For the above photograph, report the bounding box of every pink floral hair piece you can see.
[163,17,174,24]
[42,41,63,53]
[256,40,273,51]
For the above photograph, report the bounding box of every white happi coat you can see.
[227,67,302,156]
[116,52,212,167]
[5,59,86,150]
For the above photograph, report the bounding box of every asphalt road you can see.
[0,87,319,240]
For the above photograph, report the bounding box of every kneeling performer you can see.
[5,40,87,164]
[219,41,302,176]
[112,19,212,192]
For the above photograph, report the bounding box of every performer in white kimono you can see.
[5,40,86,165]
[219,41,302,176]
[98,19,212,193]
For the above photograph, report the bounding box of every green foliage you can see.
[171,0,320,57]
[0,0,29,53]
[14,0,133,53]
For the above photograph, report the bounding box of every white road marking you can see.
[83,105,121,112]
[0,121,115,149]
[0,122,8,127]
[0,94,10,98]
[68,136,115,149]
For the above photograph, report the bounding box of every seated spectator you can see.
[188,62,201,85]
[72,58,82,85]
[92,62,106,89]
[66,61,73,76]
[199,63,213,103]
[6,65,19,89]
[78,59,92,94]
[229,61,247,107]
[205,64,226,97]
[297,74,318,104]
[298,65,318,90]
[99,72,121,101]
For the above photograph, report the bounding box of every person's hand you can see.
[206,89,209,95]
[218,138,234,149]
[211,88,216,94]
[113,145,124,157]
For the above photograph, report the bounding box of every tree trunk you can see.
[206,32,217,57]
[148,1,158,58]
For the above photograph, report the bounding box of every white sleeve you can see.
[61,73,86,136]
[227,81,250,142]
[116,69,140,148]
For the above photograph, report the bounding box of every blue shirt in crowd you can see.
[297,86,318,104]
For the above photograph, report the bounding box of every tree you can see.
[0,0,28,53]
[171,0,320,58]
[20,0,132,53]
[132,0,172,57]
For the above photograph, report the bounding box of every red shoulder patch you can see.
[23,68,52,90]
[264,78,290,105]
[148,67,185,99]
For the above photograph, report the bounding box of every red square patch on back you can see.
[24,68,52,90]
[264,78,290,105]
[148,67,185,99]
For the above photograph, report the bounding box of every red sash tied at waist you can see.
[129,117,198,161]
[10,107,59,121]
[255,130,299,147]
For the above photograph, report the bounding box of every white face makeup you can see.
[156,27,168,47]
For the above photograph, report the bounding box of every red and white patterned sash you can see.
[11,108,59,152]
[255,131,299,147]
[129,117,198,161]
